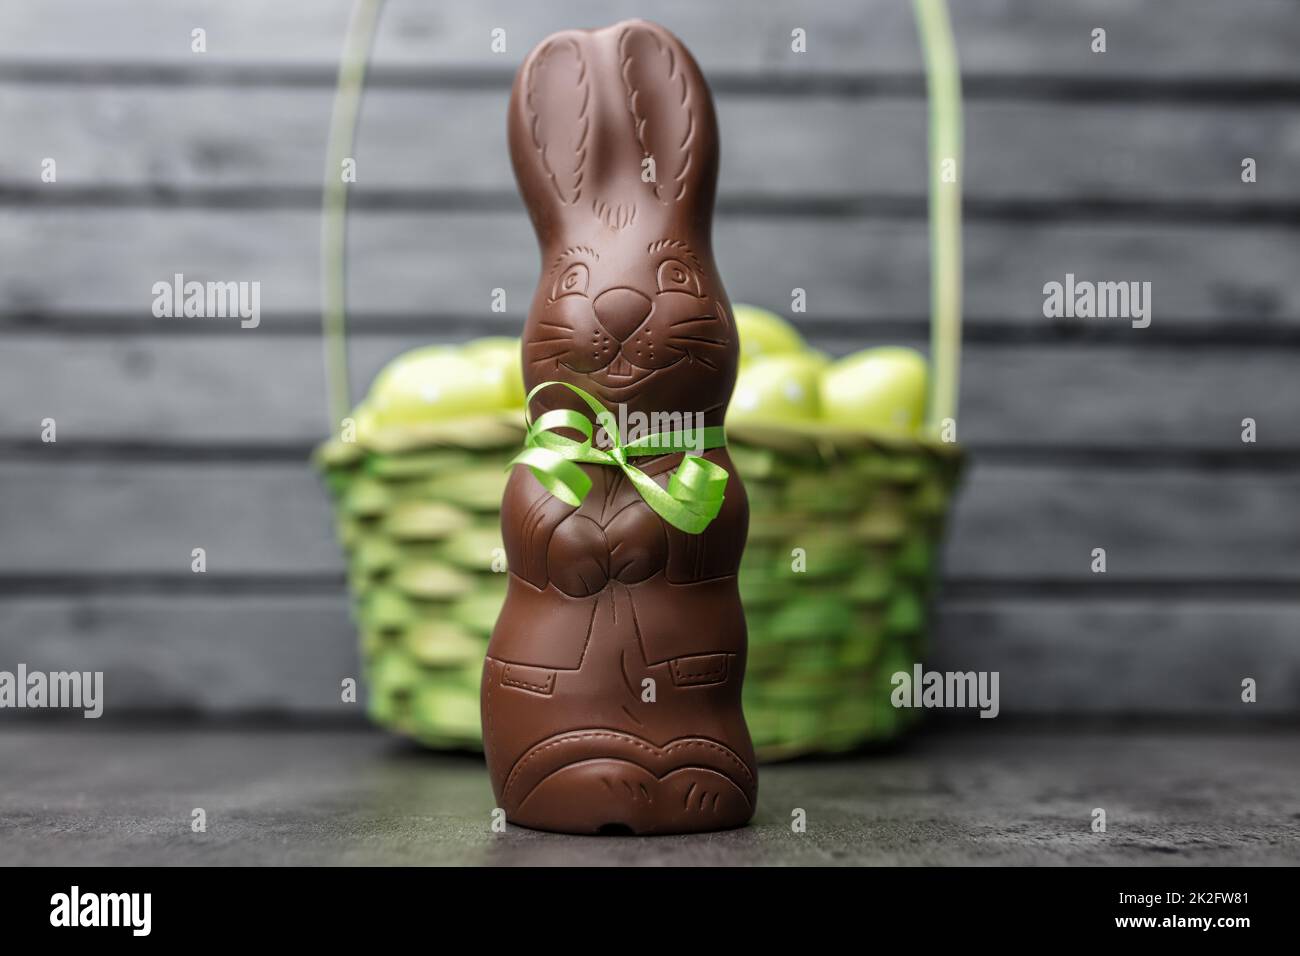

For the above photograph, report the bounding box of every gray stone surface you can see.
[1,726,1296,865]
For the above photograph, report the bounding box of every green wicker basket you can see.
[316,418,962,759]
[315,0,966,760]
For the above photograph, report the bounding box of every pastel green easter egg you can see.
[366,346,512,427]
[462,336,525,408]
[732,304,807,367]
[728,354,825,425]
[819,346,928,437]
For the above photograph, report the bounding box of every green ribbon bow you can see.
[509,381,729,534]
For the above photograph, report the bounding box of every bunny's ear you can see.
[509,34,593,218]
[617,21,717,207]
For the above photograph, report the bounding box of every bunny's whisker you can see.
[527,347,572,362]
[669,334,728,348]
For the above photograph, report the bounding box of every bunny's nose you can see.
[592,288,652,342]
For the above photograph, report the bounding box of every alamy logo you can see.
[50,886,151,936]
[1042,273,1151,328]
[0,664,103,718]
[151,273,261,328]
[595,403,709,456]
[891,664,1000,718]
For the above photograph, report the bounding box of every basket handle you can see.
[914,0,964,437]
[321,0,386,433]
[320,1,963,438]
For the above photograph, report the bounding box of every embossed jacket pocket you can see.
[501,663,557,696]
[669,653,729,687]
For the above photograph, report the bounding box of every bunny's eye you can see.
[554,263,589,299]
[656,258,699,296]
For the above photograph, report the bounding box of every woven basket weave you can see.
[316,417,962,759]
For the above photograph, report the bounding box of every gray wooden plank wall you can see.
[1,0,1298,720]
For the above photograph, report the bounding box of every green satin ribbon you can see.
[509,381,729,534]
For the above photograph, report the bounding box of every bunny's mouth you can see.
[596,354,643,382]
[567,354,683,401]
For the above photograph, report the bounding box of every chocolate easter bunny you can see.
[482,20,756,834]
